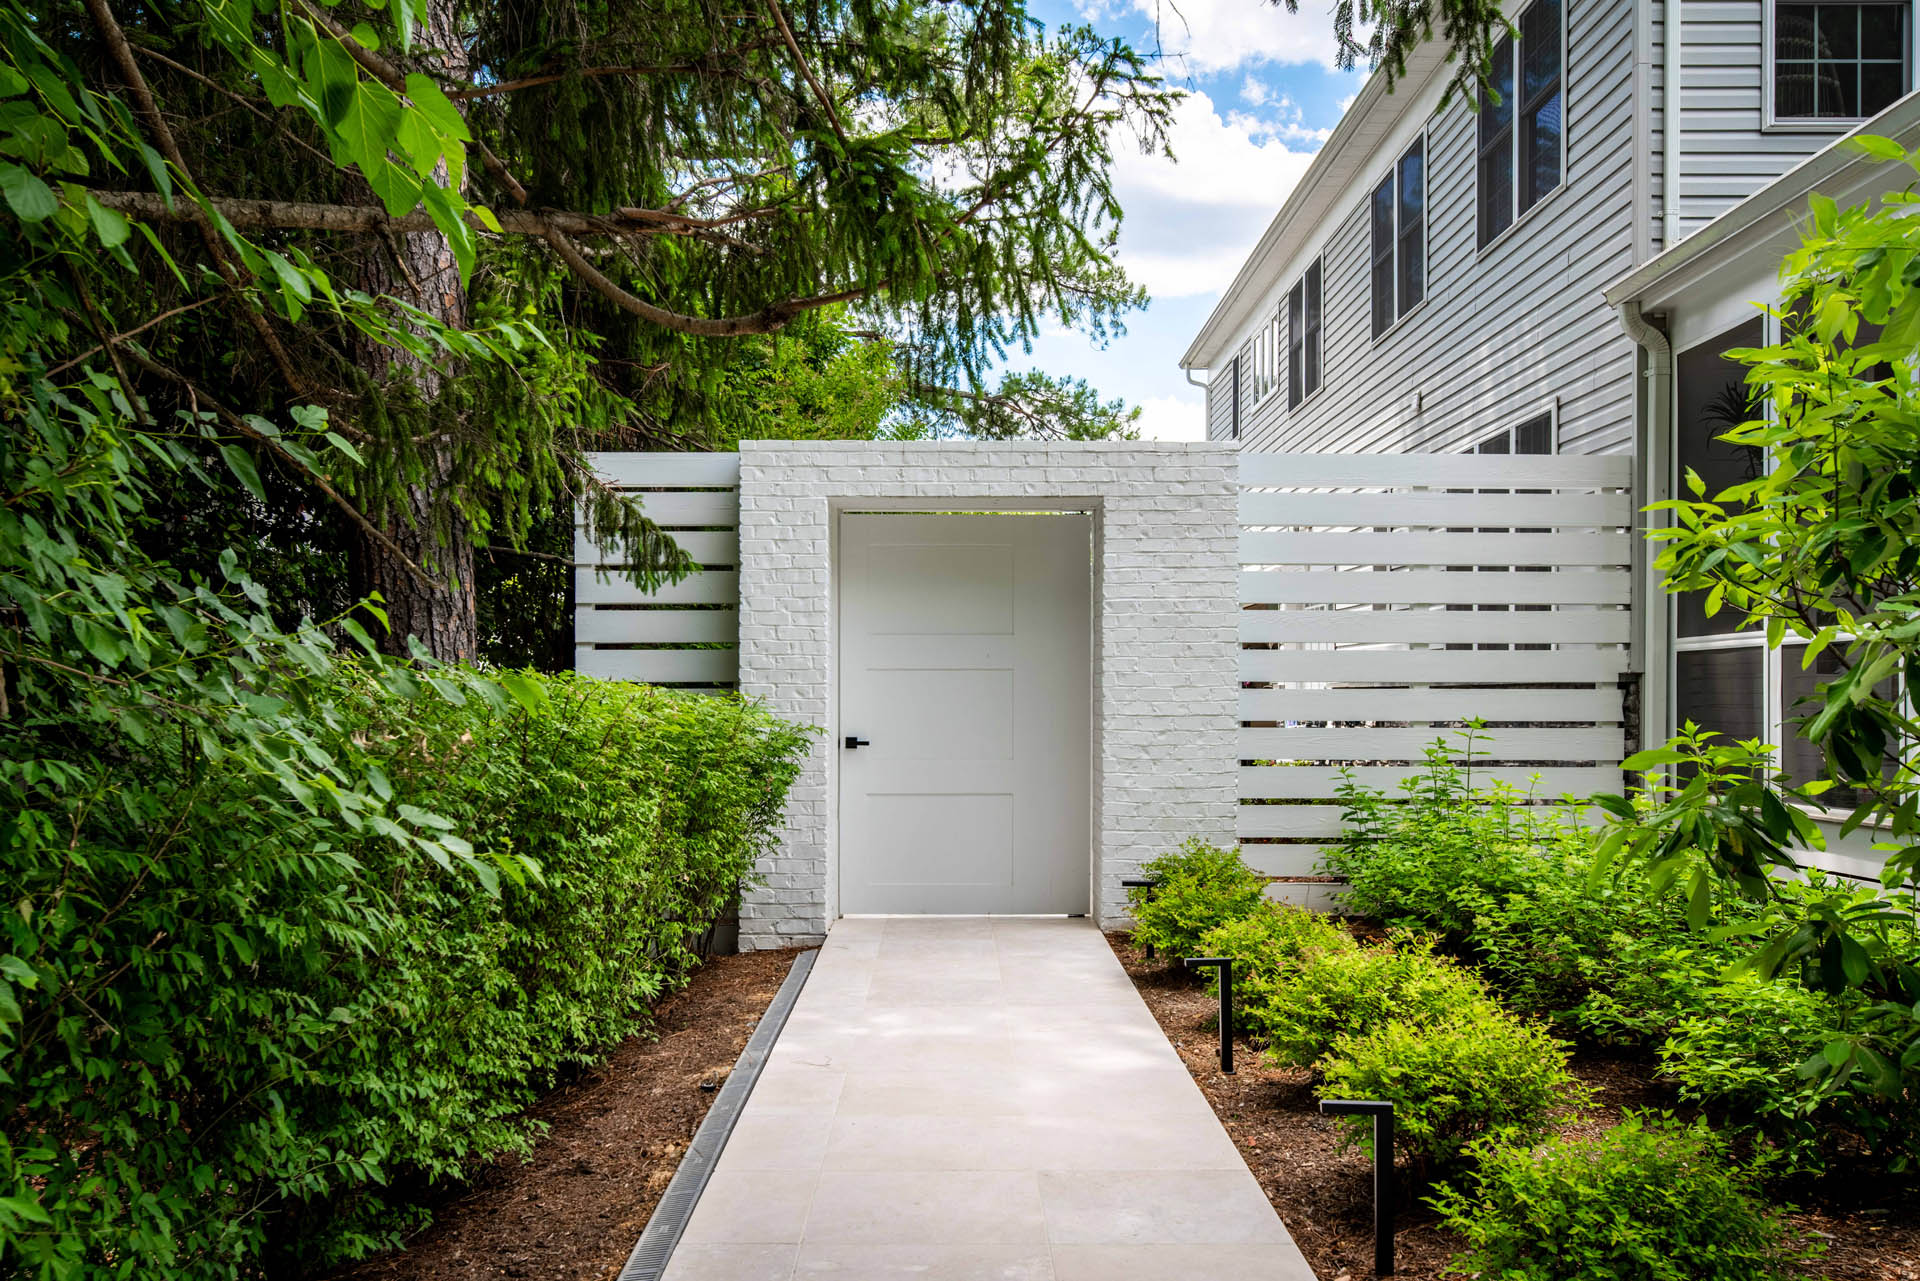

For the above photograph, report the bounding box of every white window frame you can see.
[1250,304,1283,406]
[1762,0,1917,131]
[1475,0,1571,257]
[1370,128,1430,342]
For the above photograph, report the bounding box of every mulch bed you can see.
[331,946,807,1281]
[1106,931,1920,1281]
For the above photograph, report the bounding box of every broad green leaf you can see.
[0,163,56,221]
[220,444,267,503]
[404,72,471,142]
[82,193,130,248]
[498,670,550,715]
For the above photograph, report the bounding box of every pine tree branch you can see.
[762,0,849,148]
[82,0,313,396]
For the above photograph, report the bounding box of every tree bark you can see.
[351,0,477,663]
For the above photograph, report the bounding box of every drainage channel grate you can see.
[615,947,817,1281]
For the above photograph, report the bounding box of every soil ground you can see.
[1106,931,1920,1281]
[331,946,806,1281]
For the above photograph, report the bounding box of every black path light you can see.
[1317,1098,1397,1277]
[1120,876,1160,959]
[1180,956,1234,1074]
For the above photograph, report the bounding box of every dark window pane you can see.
[1399,140,1425,224]
[1676,647,1766,744]
[1782,644,1896,807]
[1304,260,1322,398]
[1778,4,1818,56]
[1818,4,1859,56]
[1818,61,1859,115]
[1371,256,1394,339]
[1479,37,1516,247]
[1777,60,1819,115]
[1371,176,1394,336]
[1477,433,1511,454]
[1676,320,1767,636]
[1480,151,1514,243]
[1524,92,1563,209]
[1481,37,1515,133]
[1523,0,1562,100]
[1287,281,1304,409]
[1862,59,1906,114]
[1399,224,1425,310]
[1862,3,1904,50]
[1514,414,1553,454]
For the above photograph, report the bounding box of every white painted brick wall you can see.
[734,441,1241,950]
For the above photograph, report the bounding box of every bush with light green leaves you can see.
[1126,838,1268,960]
[1196,901,1358,1041]
[1432,1113,1817,1281]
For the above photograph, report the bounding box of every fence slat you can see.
[1241,725,1624,760]
[593,491,738,527]
[1240,608,1630,645]
[575,529,739,566]
[1239,686,1622,723]
[1238,845,1332,877]
[587,451,741,487]
[577,570,738,606]
[1237,805,1349,838]
[1239,490,1625,527]
[1240,648,1628,683]
[575,608,740,644]
[1239,453,1634,489]
[1241,530,1631,566]
[1240,568,1630,606]
[1239,765,1621,798]
[576,648,739,683]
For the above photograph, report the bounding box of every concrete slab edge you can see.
[614,947,818,1281]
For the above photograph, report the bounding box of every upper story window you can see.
[1370,136,1426,338]
[1478,0,1565,248]
[1251,306,1281,404]
[1773,2,1911,121]
[1287,259,1323,408]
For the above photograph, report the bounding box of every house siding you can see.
[1673,0,1857,234]
[1227,0,1642,459]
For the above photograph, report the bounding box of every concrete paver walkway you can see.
[664,916,1317,1281]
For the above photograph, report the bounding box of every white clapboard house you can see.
[1182,0,1920,882]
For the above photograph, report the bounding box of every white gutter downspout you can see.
[1663,0,1683,246]
[1615,299,1672,758]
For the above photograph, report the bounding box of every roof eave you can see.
[1180,42,1456,371]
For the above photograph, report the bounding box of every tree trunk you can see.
[351,0,477,663]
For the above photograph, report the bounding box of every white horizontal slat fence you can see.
[573,451,741,690]
[1237,453,1636,899]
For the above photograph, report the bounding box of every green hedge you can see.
[1,667,809,1278]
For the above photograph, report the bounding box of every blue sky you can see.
[1012,0,1369,438]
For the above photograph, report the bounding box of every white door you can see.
[838,513,1090,914]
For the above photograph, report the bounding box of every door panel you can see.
[839,513,1090,915]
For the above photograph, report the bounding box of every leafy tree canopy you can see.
[2,0,1171,657]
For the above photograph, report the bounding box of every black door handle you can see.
[844,736,870,749]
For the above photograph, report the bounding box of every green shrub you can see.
[0,666,809,1277]
[1319,1010,1583,1171]
[1126,838,1267,959]
[1432,1113,1815,1281]
[1196,902,1357,1040]
[1261,938,1494,1068]
[1660,973,1920,1176]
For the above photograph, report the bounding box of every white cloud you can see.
[1106,90,1317,299]
[1241,75,1273,106]
[1094,0,1345,74]
[1133,394,1208,440]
